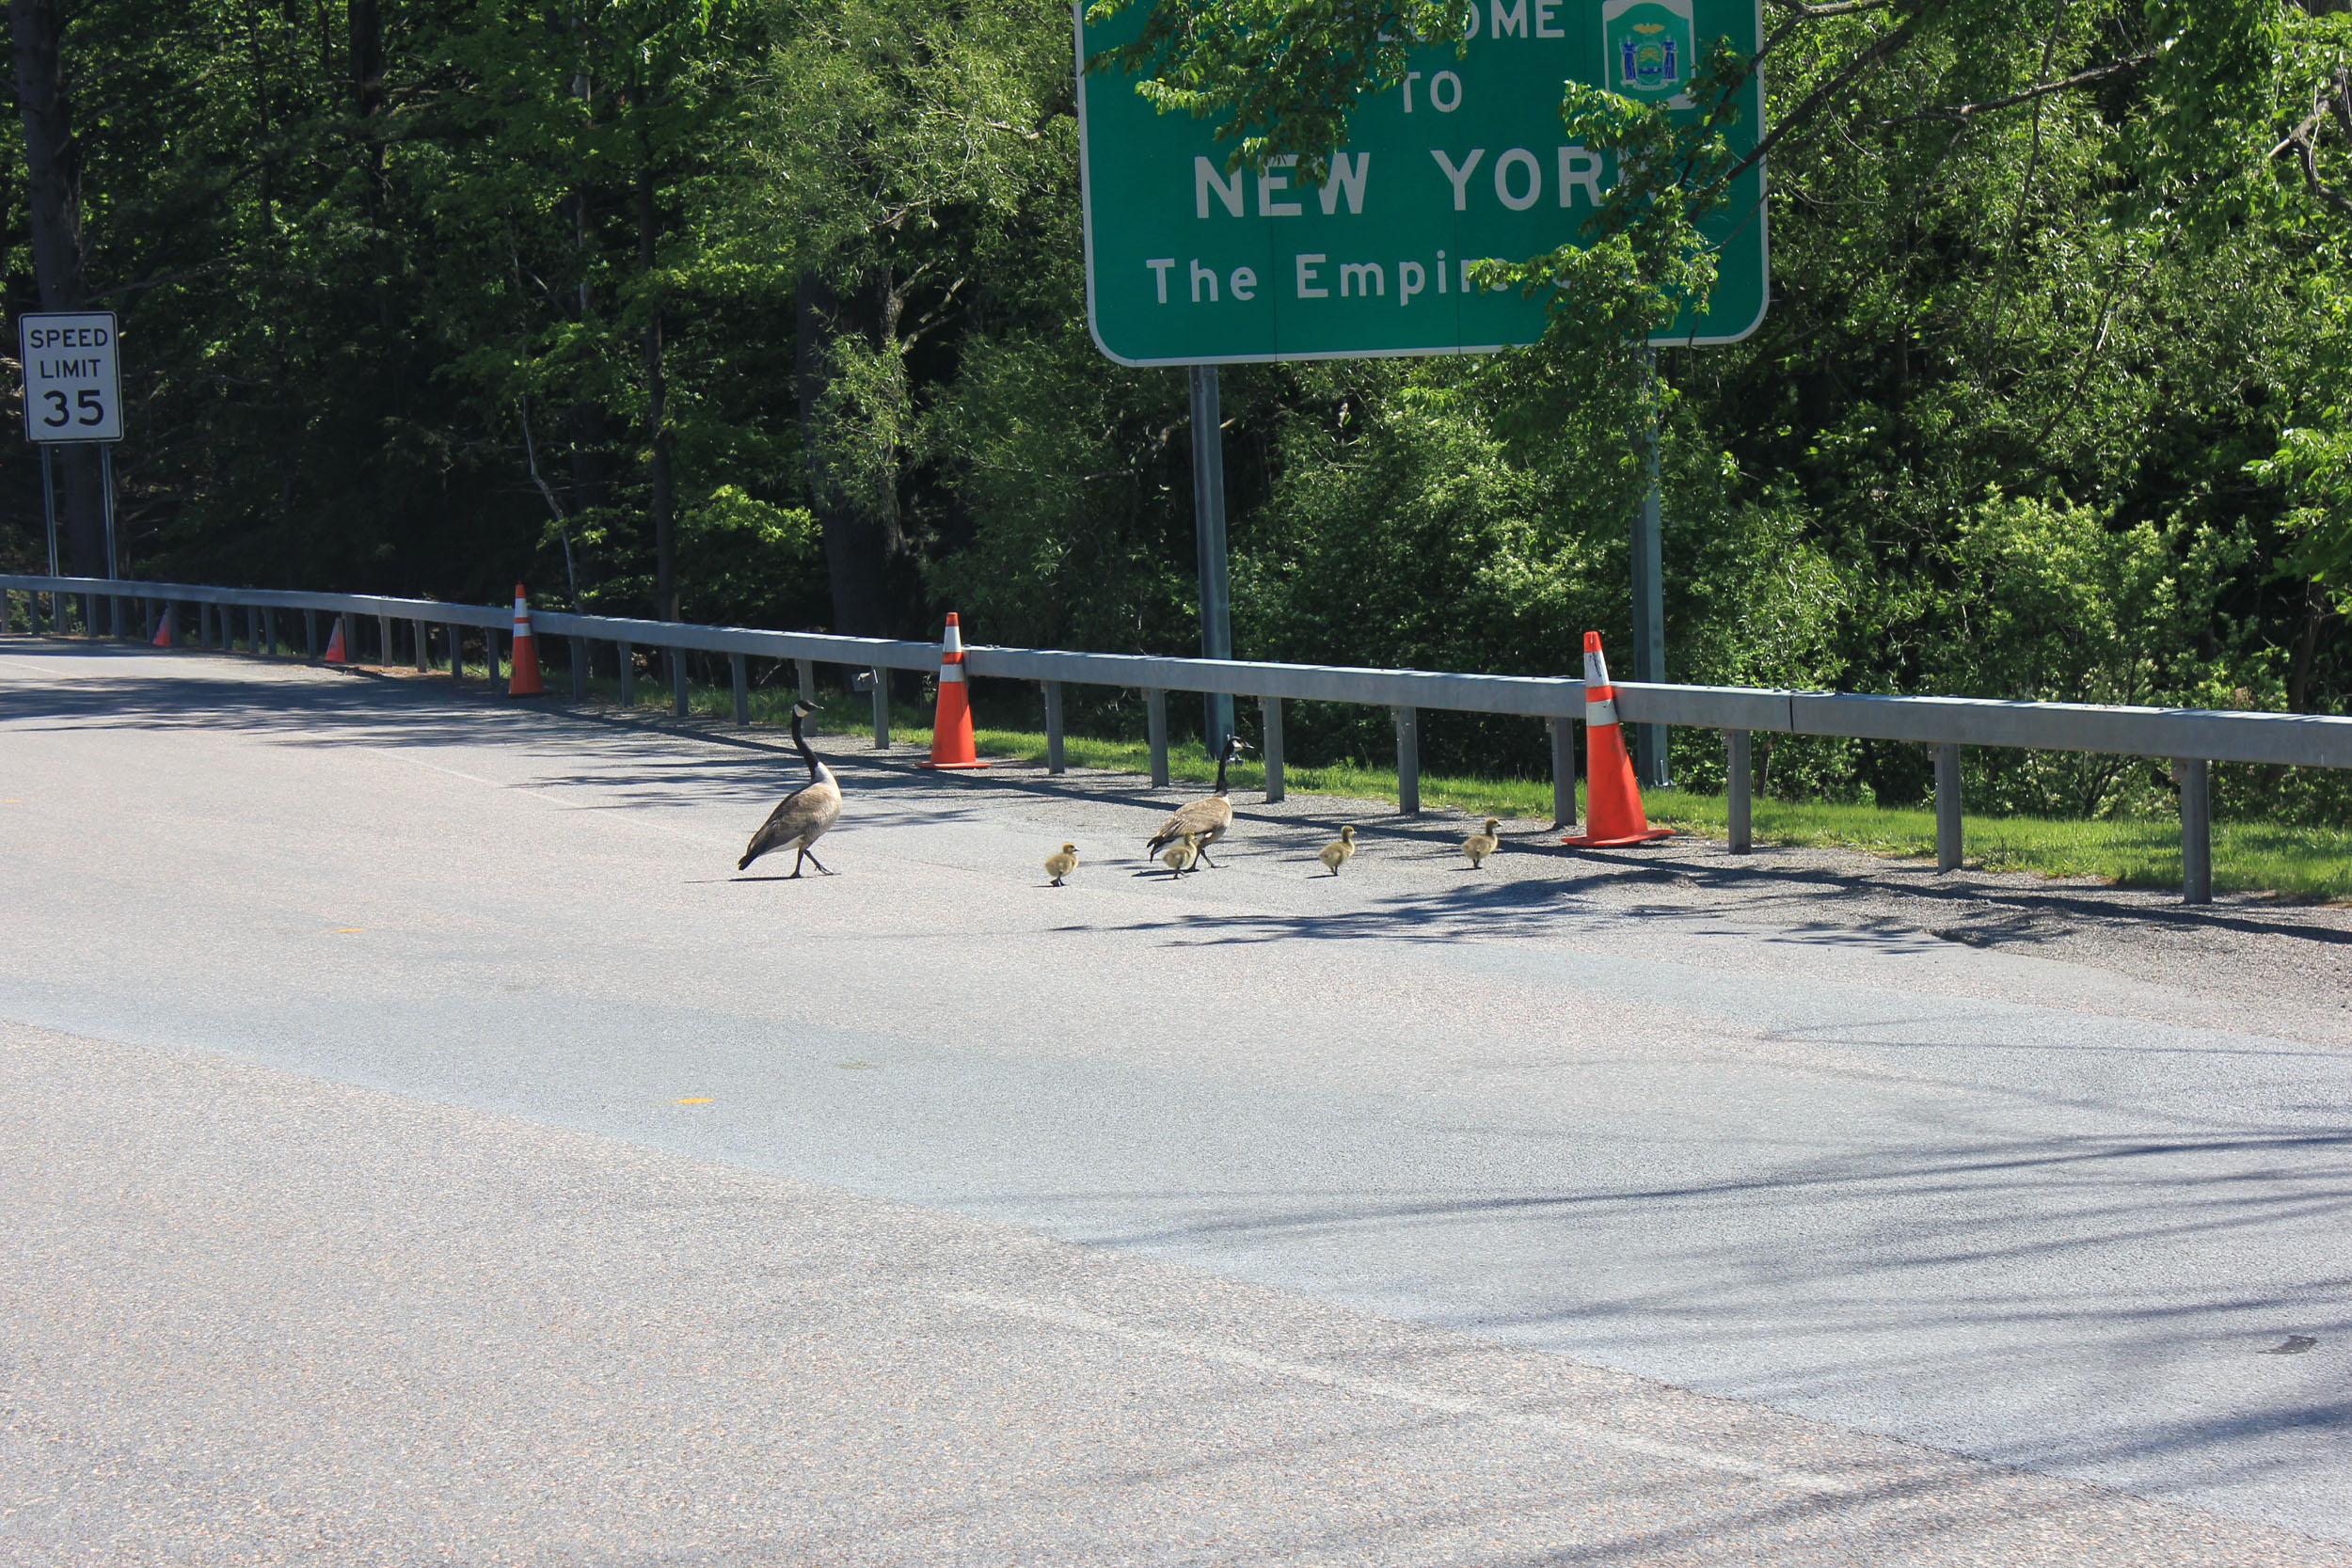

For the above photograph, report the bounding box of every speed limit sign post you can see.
[19,309,123,578]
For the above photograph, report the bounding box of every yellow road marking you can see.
[332,927,365,933]
[675,1097,714,1104]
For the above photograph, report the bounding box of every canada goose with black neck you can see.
[1144,734,1248,868]
[739,699,843,878]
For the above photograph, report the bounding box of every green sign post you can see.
[1078,0,1767,779]
[1076,0,1769,365]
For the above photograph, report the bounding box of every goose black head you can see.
[792,697,818,721]
[1223,734,1250,762]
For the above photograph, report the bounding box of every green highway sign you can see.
[1076,0,1768,366]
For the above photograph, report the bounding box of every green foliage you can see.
[5,0,2349,839]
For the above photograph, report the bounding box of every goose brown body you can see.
[1145,736,1248,867]
[739,701,842,877]
[1045,843,1079,885]
[1463,818,1502,869]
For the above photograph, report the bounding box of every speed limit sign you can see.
[19,310,121,443]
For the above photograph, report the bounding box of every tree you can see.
[9,0,103,574]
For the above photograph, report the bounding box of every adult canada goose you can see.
[1045,843,1079,886]
[1319,825,1358,876]
[738,699,843,878]
[1464,817,1502,869]
[1160,832,1200,877]
[1144,734,1249,868]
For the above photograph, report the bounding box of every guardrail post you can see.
[1043,680,1065,773]
[1726,730,1753,853]
[1934,742,1963,873]
[1262,695,1284,802]
[303,610,318,657]
[616,641,635,705]
[486,626,505,689]
[730,652,750,724]
[869,667,890,747]
[264,608,279,657]
[1393,705,1421,816]
[1145,689,1169,786]
[376,613,392,666]
[670,648,689,717]
[411,619,426,672]
[796,657,818,703]
[1549,716,1575,828]
[2178,758,2212,905]
[447,621,464,679]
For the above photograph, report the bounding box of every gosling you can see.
[1464,818,1502,869]
[1160,832,1200,878]
[1045,843,1079,886]
[1319,825,1358,876]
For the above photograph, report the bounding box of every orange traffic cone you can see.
[919,611,989,769]
[1561,631,1674,847]
[322,616,346,662]
[151,608,175,648]
[507,584,545,696]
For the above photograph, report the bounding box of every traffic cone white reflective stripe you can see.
[1561,630,1673,848]
[1582,641,1620,728]
[506,583,546,697]
[921,610,988,769]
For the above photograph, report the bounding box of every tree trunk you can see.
[347,0,384,211]
[2288,584,2332,717]
[633,131,675,622]
[10,0,104,576]
[796,269,908,638]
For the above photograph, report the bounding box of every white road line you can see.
[948,1291,1866,1495]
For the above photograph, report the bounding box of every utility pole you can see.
[1629,346,1669,788]
[1189,365,1234,755]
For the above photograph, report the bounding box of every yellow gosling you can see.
[1319,825,1359,876]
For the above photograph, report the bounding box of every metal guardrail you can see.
[8,572,2349,906]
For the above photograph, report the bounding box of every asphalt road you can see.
[3,638,2347,1563]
